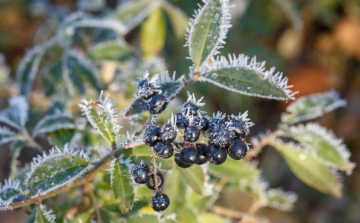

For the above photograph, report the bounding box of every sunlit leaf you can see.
[200,213,227,223]
[176,205,201,223]
[110,159,134,214]
[88,40,134,62]
[126,214,158,223]
[209,158,259,180]
[68,209,94,223]
[281,91,346,124]
[162,2,188,38]
[32,112,75,137]
[270,140,342,197]
[186,0,231,71]
[178,165,205,195]
[200,54,296,100]
[164,169,187,214]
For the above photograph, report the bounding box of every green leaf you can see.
[266,188,297,211]
[200,213,227,223]
[186,0,231,71]
[234,176,268,204]
[42,63,63,96]
[17,38,57,97]
[209,158,259,180]
[0,179,21,206]
[164,169,187,214]
[140,7,166,58]
[124,76,184,117]
[65,50,102,94]
[68,209,94,223]
[281,90,346,124]
[162,2,188,38]
[88,40,134,62]
[110,159,134,214]
[178,165,205,195]
[34,205,56,223]
[0,96,29,130]
[176,205,201,223]
[188,190,215,212]
[49,129,76,148]
[80,92,122,144]
[126,214,158,223]
[283,123,354,173]
[199,54,296,100]
[270,140,342,197]
[0,126,22,145]
[32,112,75,137]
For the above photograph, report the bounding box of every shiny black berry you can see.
[184,126,200,142]
[137,79,158,100]
[175,153,192,168]
[154,141,174,159]
[160,124,177,143]
[175,113,189,129]
[143,125,160,146]
[180,146,197,164]
[182,101,199,116]
[147,94,168,114]
[131,163,149,184]
[151,192,170,212]
[195,144,208,165]
[228,118,249,138]
[146,172,164,190]
[208,118,225,132]
[206,143,227,165]
[193,116,209,131]
[210,127,235,149]
[227,138,248,160]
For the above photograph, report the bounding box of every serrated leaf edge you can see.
[72,18,127,35]
[199,54,297,100]
[37,204,56,223]
[266,188,297,211]
[0,126,20,144]
[32,111,75,137]
[0,179,21,209]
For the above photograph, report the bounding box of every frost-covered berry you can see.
[131,162,149,184]
[143,125,160,146]
[184,126,200,142]
[182,101,199,116]
[160,124,177,143]
[146,172,164,190]
[227,112,253,137]
[175,152,192,168]
[227,138,248,160]
[193,116,209,131]
[147,94,168,114]
[180,146,197,164]
[195,144,208,165]
[210,126,235,149]
[137,78,159,100]
[175,113,189,129]
[206,143,227,165]
[154,141,174,159]
[151,192,170,212]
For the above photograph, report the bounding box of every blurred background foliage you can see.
[0,0,359,222]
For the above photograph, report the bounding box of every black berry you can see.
[180,146,197,164]
[227,118,249,138]
[151,192,170,212]
[208,118,225,132]
[146,172,164,190]
[160,124,177,143]
[131,162,149,184]
[137,79,158,100]
[147,94,168,114]
[210,126,235,149]
[182,101,199,116]
[175,153,192,168]
[175,113,189,128]
[193,116,209,131]
[183,126,200,142]
[195,144,208,165]
[206,143,227,165]
[227,138,248,160]
[143,125,160,146]
[154,141,174,159]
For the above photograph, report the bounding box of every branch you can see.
[243,130,280,162]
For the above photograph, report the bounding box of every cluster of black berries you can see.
[137,73,168,115]
[130,162,169,212]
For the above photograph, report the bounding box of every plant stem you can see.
[87,184,102,223]
[243,130,280,162]
[149,146,160,191]
[209,205,246,220]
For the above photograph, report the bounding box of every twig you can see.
[209,205,246,220]
[87,185,102,223]
[243,130,280,161]
[149,147,160,191]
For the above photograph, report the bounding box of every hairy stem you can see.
[149,147,160,191]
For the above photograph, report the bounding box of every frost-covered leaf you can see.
[270,140,342,197]
[281,91,346,124]
[88,40,133,62]
[186,0,232,71]
[0,179,22,208]
[113,0,156,31]
[49,129,76,148]
[110,158,134,214]
[80,92,122,144]
[199,54,296,100]
[126,214,158,223]
[266,188,297,211]
[235,176,268,204]
[124,73,184,117]
[17,38,57,97]
[162,1,188,38]
[209,158,259,180]
[65,50,102,94]
[0,96,29,130]
[42,63,63,96]
[68,209,94,223]
[34,204,56,223]
[178,165,205,195]
[200,213,227,223]
[32,112,75,137]
[164,168,187,214]
[0,126,22,145]
[140,6,166,58]
[72,18,127,35]
[26,146,91,197]
[77,0,105,11]
[283,123,355,174]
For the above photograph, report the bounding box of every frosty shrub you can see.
[0,0,354,222]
